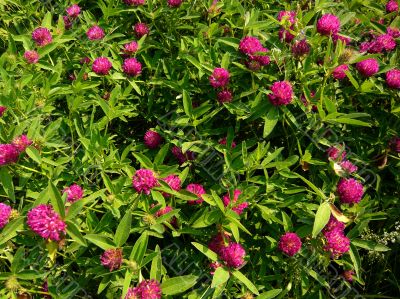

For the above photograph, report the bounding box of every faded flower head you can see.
[100,248,123,271]
[217,90,233,103]
[277,11,296,25]
[291,39,310,57]
[339,160,358,174]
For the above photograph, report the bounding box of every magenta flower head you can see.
[0,144,20,166]
[100,248,123,271]
[92,57,112,75]
[279,28,295,43]
[63,16,73,30]
[134,23,149,38]
[162,175,181,197]
[208,232,231,255]
[0,106,6,117]
[277,10,296,25]
[219,137,236,149]
[217,90,233,103]
[386,0,399,12]
[387,27,400,38]
[332,65,349,80]
[386,69,400,89]
[356,58,379,77]
[24,50,39,64]
[389,136,400,152]
[186,183,206,205]
[86,25,105,40]
[250,47,270,65]
[124,41,139,55]
[323,229,350,258]
[124,0,145,5]
[278,232,302,256]
[144,130,162,149]
[339,160,358,174]
[63,184,84,203]
[220,242,246,268]
[32,27,52,46]
[291,39,310,57]
[337,178,364,204]
[27,204,66,241]
[132,169,158,195]
[0,203,12,229]
[168,0,183,7]
[317,14,340,36]
[268,81,293,106]
[375,34,396,52]
[129,279,162,299]
[12,135,32,152]
[222,189,248,215]
[209,68,230,88]
[66,4,81,18]
[123,58,142,77]
[239,36,263,56]
[125,287,141,299]
[327,145,346,161]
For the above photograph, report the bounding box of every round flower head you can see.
[327,145,346,161]
[217,90,233,103]
[219,137,236,149]
[63,184,84,203]
[132,279,162,299]
[12,135,32,152]
[268,81,293,106]
[209,68,230,88]
[387,27,400,38]
[0,106,6,117]
[86,25,105,40]
[63,16,73,30]
[317,14,340,36]
[186,183,206,205]
[337,178,364,204]
[279,27,295,43]
[386,0,399,12]
[162,175,181,197]
[342,270,355,282]
[332,65,349,80]
[124,41,139,55]
[0,144,20,166]
[134,23,149,38]
[339,160,358,174]
[291,39,310,57]
[222,189,248,215]
[208,232,231,254]
[144,130,162,149]
[26,204,66,241]
[125,287,141,299]
[66,4,81,18]
[386,69,400,89]
[92,57,112,75]
[32,27,52,46]
[323,216,346,233]
[389,136,400,152]
[124,0,145,5]
[24,50,39,64]
[277,10,296,25]
[123,58,142,77]
[168,0,183,7]
[278,232,302,256]
[239,36,263,56]
[100,248,123,271]
[132,169,158,195]
[356,58,379,77]
[220,242,246,268]
[375,34,396,52]
[323,229,350,258]
[0,203,12,229]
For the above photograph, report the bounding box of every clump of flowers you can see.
[332,65,349,80]
[26,204,66,241]
[144,130,162,149]
[124,41,139,55]
[134,23,149,38]
[317,14,341,36]
[323,216,350,258]
[125,279,162,299]
[100,248,123,271]
[386,69,400,89]
[24,50,39,64]
[12,135,32,152]
[0,144,20,166]
[278,232,302,256]
[132,169,159,195]
[162,175,181,196]
[356,58,379,77]
[63,184,84,203]
[66,4,81,18]
[222,189,248,215]
[92,57,112,75]
[0,203,12,229]
[209,68,230,88]
[122,58,142,77]
[268,81,293,106]
[337,178,364,204]
[186,183,206,205]
[32,27,52,46]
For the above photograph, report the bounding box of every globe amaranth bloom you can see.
[386,69,400,89]
[92,57,112,75]
[123,58,142,77]
[322,216,350,258]
[32,27,52,46]
[162,175,181,197]
[375,34,396,52]
[126,279,162,299]
[27,204,66,241]
[132,169,159,195]
[124,0,145,5]
[317,14,340,36]
[217,90,233,103]
[144,130,162,149]
[222,189,248,215]
[389,136,400,152]
[100,248,123,271]
[12,135,32,152]
[268,81,293,106]
[0,203,12,229]
[0,106,6,117]
[356,58,379,77]
[220,242,246,268]
[278,232,302,256]
[291,39,310,57]
[66,4,81,18]
[24,50,39,64]
[86,25,105,40]
[327,145,346,161]
[63,16,73,30]
[387,27,400,38]
[209,68,230,88]
[124,41,139,55]
[63,184,84,203]
[332,65,349,80]
[239,36,264,56]
[339,160,358,174]
[134,23,149,38]
[386,0,399,12]
[0,144,20,166]
[168,0,183,7]
[337,178,364,204]
[208,232,231,255]
[186,183,206,205]
[249,47,270,65]
[219,137,236,149]
[277,10,296,25]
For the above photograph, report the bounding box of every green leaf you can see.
[0,168,15,201]
[150,245,162,281]
[161,275,198,295]
[349,243,361,278]
[312,202,331,238]
[263,108,279,138]
[305,268,329,288]
[231,270,259,295]
[191,242,218,261]
[257,289,283,299]
[211,267,230,288]
[182,90,193,118]
[130,233,149,265]
[352,239,391,251]
[133,152,153,169]
[191,209,221,228]
[48,181,65,218]
[114,210,132,247]
[25,147,41,164]
[84,234,116,250]
[66,220,87,246]
[0,217,24,245]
